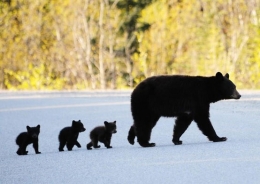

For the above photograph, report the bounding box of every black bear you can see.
[58,120,86,151]
[16,125,41,155]
[87,121,117,150]
[127,72,241,147]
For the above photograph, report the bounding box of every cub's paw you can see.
[212,137,227,142]
[22,151,28,155]
[139,142,156,147]
[36,151,41,154]
[173,140,183,145]
[86,145,92,150]
[147,143,156,147]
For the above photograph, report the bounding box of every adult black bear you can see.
[16,125,41,155]
[127,72,241,147]
[87,121,117,150]
[58,120,86,151]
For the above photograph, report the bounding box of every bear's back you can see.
[131,75,215,117]
[90,126,106,138]
[58,127,72,141]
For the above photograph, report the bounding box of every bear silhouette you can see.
[87,121,117,150]
[58,120,86,151]
[16,125,41,155]
[128,72,241,147]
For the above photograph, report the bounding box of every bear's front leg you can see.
[104,141,112,149]
[194,114,227,143]
[75,141,81,148]
[33,141,41,154]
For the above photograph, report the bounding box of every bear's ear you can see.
[216,72,224,82]
[104,121,108,126]
[37,125,40,129]
[113,121,116,124]
[72,120,76,126]
[225,73,229,79]
[26,126,31,131]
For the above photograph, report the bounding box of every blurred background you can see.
[0,0,259,90]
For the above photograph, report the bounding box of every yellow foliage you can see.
[1,0,260,89]
[4,64,67,90]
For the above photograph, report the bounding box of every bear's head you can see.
[216,72,241,100]
[104,121,117,134]
[26,125,40,139]
[72,120,86,132]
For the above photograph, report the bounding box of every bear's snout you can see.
[231,89,241,99]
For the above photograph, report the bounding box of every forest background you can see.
[0,0,260,90]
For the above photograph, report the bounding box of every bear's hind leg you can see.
[92,137,100,149]
[59,140,66,151]
[136,116,159,147]
[86,142,93,150]
[172,114,193,145]
[127,125,136,145]
[66,142,74,151]
[16,148,22,155]
[18,144,28,155]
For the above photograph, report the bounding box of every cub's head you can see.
[104,121,117,134]
[215,72,241,100]
[26,125,40,139]
[72,120,86,132]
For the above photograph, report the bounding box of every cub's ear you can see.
[37,125,40,129]
[216,72,224,82]
[113,121,116,124]
[104,121,108,126]
[72,120,76,126]
[26,126,31,131]
[225,73,229,79]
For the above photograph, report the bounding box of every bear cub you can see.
[58,120,86,151]
[16,125,41,155]
[87,121,117,150]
